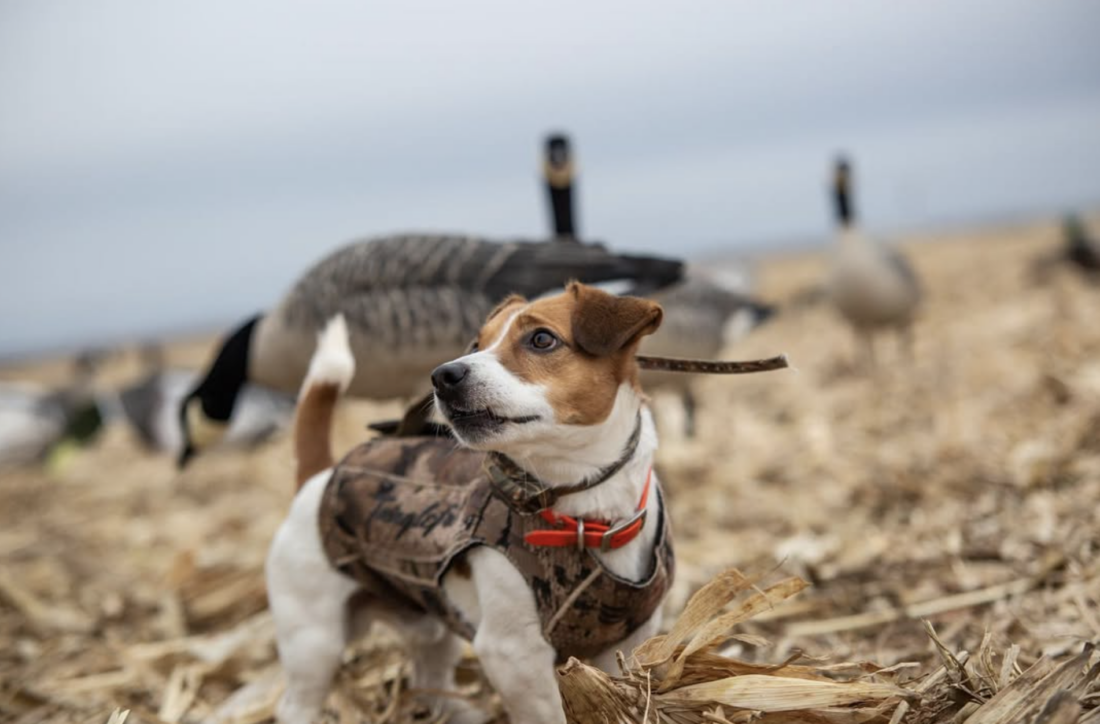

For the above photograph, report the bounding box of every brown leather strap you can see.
[635,353,789,375]
[486,413,642,514]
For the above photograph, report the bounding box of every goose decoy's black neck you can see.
[178,314,260,467]
[833,156,855,229]
[544,133,577,240]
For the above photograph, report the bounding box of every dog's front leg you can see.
[464,547,567,724]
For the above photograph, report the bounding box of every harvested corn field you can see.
[1,218,1098,723]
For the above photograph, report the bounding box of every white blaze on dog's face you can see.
[431,282,663,452]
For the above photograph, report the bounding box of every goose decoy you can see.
[1029,214,1100,282]
[179,234,684,466]
[0,353,106,470]
[1064,214,1100,273]
[538,133,776,436]
[118,346,293,457]
[544,134,578,241]
[639,276,774,437]
[826,156,921,364]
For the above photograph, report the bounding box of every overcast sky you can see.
[2,1,1099,357]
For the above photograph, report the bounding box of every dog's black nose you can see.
[431,362,469,391]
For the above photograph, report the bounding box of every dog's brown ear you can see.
[569,282,663,357]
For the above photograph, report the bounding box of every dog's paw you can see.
[275,693,325,724]
[410,697,491,724]
[441,701,493,724]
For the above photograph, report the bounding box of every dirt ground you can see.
[1,218,1098,723]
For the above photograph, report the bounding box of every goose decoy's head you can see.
[178,389,228,467]
[176,315,260,468]
[63,400,106,445]
[544,134,572,184]
[39,390,107,471]
[543,133,577,240]
[832,155,854,228]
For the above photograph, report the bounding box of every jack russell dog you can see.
[266,282,673,724]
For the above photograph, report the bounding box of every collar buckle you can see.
[599,507,648,552]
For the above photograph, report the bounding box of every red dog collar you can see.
[524,467,653,552]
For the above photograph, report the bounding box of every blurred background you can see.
[3,0,1099,357]
[3,3,1100,722]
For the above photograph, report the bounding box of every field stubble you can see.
[1,220,1097,722]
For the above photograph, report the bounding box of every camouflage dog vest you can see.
[318,436,674,661]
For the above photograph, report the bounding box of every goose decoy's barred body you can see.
[827,156,921,359]
[539,132,776,436]
[179,234,684,466]
[544,134,577,241]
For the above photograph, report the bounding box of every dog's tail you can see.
[294,314,355,490]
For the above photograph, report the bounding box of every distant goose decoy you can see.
[1030,214,1100,282]
[119,363,293,458]
[827,156,921,363]
[1064,215,1100,273]
[539,132,776,436]
[640,276,775,436]
[0,354,106,470]
[179,234,684,466]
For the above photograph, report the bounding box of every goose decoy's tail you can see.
[118,373,163,449]
[294,315,355,489]
[543,133,577,241]
[749,300,778,327]
[601,252,686,297]
[706,270,777,326]
[487,242,685,300]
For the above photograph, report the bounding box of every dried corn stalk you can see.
[559,569,909,723]
[558,569,1100,724]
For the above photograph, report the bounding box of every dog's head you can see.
[431,282,663,452]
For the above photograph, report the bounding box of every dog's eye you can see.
[467,339,480,353]
[528,330,559,352]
